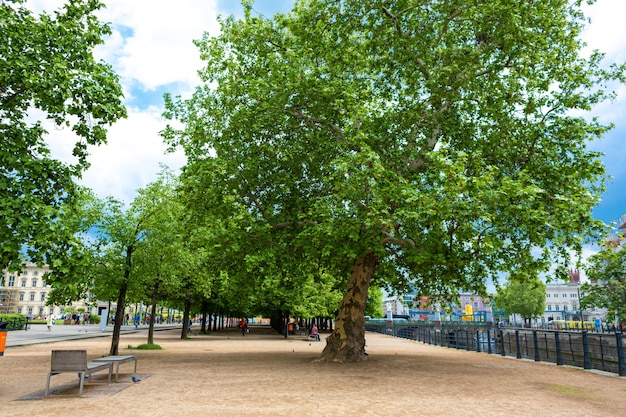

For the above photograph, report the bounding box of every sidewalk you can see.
[5,322,181,347]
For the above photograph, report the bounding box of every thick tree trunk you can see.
[318,251,378,363]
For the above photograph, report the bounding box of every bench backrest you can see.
[51,350,88,371]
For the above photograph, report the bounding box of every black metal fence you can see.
[365,322,626,376]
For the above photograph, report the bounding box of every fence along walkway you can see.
[365,322,626,376]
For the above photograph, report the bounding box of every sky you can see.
[31,0,626,239]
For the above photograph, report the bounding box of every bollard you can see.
[0,321,8,356]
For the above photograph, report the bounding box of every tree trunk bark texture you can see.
[181,295,191,339]
[319,252,377,363]
[110,283,127,356]
[148,280,160,345]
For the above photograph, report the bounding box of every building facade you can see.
[382,292,492,322]
[0,262,93,319]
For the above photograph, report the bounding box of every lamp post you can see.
[577,287,584,325]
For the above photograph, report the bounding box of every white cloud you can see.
[26,0,222,204]
[94,0,221,91]
[581,0,626,63]
[78,106,186,203]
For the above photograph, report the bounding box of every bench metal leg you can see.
[44,372,53,397]
[78,371,86,397]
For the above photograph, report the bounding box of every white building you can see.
[542,269,606,325]
[0,262,93,319]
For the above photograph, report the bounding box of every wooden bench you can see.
[44,350,112,397]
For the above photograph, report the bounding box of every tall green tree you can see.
[92,196,161,355]
[494,275,546,326]
[1,0,126,270]
[132,167,188,344]
[582,238,626,323]
[164,1,623,362]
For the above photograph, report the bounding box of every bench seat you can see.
[44,350,112,397]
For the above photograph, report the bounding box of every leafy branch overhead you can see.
[0,0,126,270]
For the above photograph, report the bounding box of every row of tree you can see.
[3,1,625,361]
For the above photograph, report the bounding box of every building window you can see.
[33,271,38,276]
[8,276,15,287]
[49,308,54,315]
[21,280,26,287]
[40,294,45,302]
[27,307,33,315]
[19,293,24,301]
[42,280,47,287]
[17,307,22,314]
[547,304,552,310]
[29,293,35,301]
[39,307,44,315]
[563,305,568,312]
[31,279,37,288]
[554,293,558,298]
[546,294,551,298]
[555,305,560,310]
[572,303,577,310]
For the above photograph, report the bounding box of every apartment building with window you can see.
[0,262,93,319]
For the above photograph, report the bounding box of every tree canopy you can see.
[582,238,626,323]
[1,0,126,270]
[163,0,624,362]
[494,274,546,325]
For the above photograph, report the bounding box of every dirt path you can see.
[2,326,625,417]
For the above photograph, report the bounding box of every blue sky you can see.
[33,0,625,233]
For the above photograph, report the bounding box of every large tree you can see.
[582,238,626,323]
[164,0,623,362]
[494,275,546,326]
[0,0,126,270]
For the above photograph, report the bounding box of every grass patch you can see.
[127,343,162,350]
[547,384,594,400]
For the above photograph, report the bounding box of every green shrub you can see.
[128,343,162,350]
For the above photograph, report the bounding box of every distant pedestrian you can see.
[239,318,247,336]
[310,323,320,342]
[46,315,54,332]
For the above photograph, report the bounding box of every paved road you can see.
[4,323,182,348]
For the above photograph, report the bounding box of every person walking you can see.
[239,318,247,336]
[46,315,54,332]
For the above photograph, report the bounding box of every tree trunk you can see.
[319,251,378,363]
[110,245,133,355]
[110,282,128,355]
[181,295,191,339]
[147,280,160,345]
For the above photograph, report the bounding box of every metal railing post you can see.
[533,330,540,362]
[616,331,626,376]
[555,331,564,365]
[582,330,591,370]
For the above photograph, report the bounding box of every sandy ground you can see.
[1,326,625,417]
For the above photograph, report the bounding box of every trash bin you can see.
[0,321,7,356]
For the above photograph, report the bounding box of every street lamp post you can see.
[577,288,584,325]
